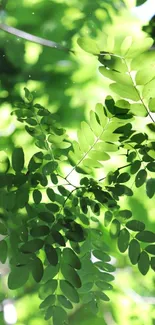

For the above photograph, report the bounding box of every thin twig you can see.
[0,23,75,54]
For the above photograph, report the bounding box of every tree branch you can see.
[0,23,75,54]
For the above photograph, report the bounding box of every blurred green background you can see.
[0,0,155,324]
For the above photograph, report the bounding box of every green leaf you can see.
[58,185,68,196]
[128,239,140,265]
[110,219,120,238]
[130,160,141,174]
[12,147,24,173]
[93,250,111,262]
[0,240,8,263]
[62,248,81,269]
[99,66,132,85]
[8,266,29,289]
[39,295,55,309]
[24,87,33,102]
[145,245,155,255]
[51,230,65,246]
[45,203,59,213]
[33,189,42,204]
[81,122,95,145]
[136,231,155,243]
[20,239,44,253]
[110,83,139,101]
[57,295,73,309]
[53,306,68,325]
[28,152,43,172]
[135,169,147,188]
[31,257,44,282]
[138,251,149,275]
[94,261,115,273]
[61,263,81,288]
[77,37,99,54]
[45,244,58,266]
[117,172,130,183]
[148,97,155,113]
[60,280,79,303]
[30,225,50,237]
[126,220,145,232]
[117,228,130,253]
[146,178,155,198]
[95,291,110,301]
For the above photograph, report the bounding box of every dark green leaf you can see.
[24,87,33,102]
[8,266,29,289]
[150,257,155,271]
[145,245,155,255]
[135,169,147,188]
[128,239,140,265]
[130,160,141,174]
[126,220,145,231]
[39,295,55,309]
[28,152,43,172]
[136,231,155,243]
[30,225,50,237]
[38,211,55,223]
[57,295,73,309]
[0,240,8,263]
[44,307,53,321]
[95,281,113,290]
[62,248,81,269]
[146,162,155,172]
[93,250,111,262]
[97,272,115,282]
[31,257,44,282]
[42,264,59,283]
[45,203,59,213]
[20,239,44,253]
[138,251,149,275]
[42,161,58,175]
[51,230,66,246]
[0,223,7,235]
[60,280,79,303]
[46,188,56,201]
[61,263,81,288]
[119,209,132,219]
[146,178,155,198]
[117,228,130,253]
[53,305,68,325]
[33,189,42,204]
[12,147,24,173]
[117,173,130,183]
[45,244,58,266]
[104,211,113,227]
[39,280,58,300]
[95,291,110,301]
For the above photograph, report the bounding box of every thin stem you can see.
[0,23,75,54]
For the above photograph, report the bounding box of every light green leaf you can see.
[136,66,155,85]
[77,37,99,54]
[138,251,150,275]
[95,103,108,127]
[142,79,155,100]
[77,129,90,152]
[99,66,132,85]
[81,122,95,146]
[148,97,155,112]
[120,36,132,55]
[129,239,140,265]
[110,83,139,101]
[8,266,29,289]
[130,103,146,117]
[89,150,110,161]
[89,110,103,136]
[24,87,33,102]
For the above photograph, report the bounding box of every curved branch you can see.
[0,23,75,54]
